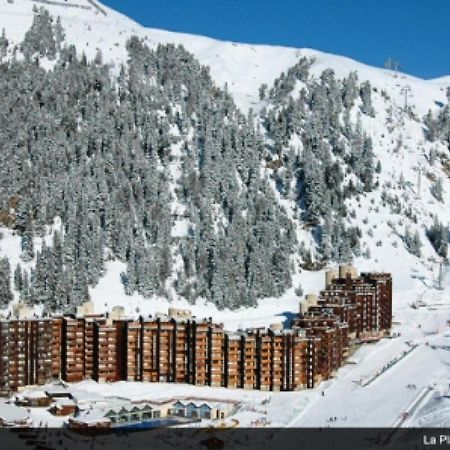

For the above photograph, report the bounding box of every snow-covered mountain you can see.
[1,0,448,113]
[0,0,450,327]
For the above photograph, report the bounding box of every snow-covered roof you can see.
[45,388,72,397]
[186,401,210,409]
[175,400,233,410]
[23,390,48,399]
[104,401,158,414]
[73,400,160,424]
[53,398,76,407]
[70,389,106,403]
[71,409,111,425]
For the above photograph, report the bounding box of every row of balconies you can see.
[98,345,116,351]
[98,364,116,370]
[0,310,357,390]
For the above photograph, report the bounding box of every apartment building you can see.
[61,317,85,383]
[257,327,312,391]
[51,317,63,379]
[173,319,189,384]
[362,272,393,331]
[124,320,142,382]
[305,266,393,339]
[224,333,242,389]
[93,321,117,383]
[0,314,53,396]
[208,323,225,387]
[293,313,349,381]
[0,268,392,395]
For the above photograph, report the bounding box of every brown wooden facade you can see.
[0,270,392,395]
[316,272,392,338]
[0,319,53,396]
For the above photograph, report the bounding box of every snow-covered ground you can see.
[7,282,450,429]
[88,285,450,428]
[283,282,450,428]
[86,260,323,330]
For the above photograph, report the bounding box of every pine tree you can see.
[22,7,56,60]
[359,81,375,117]
[412,231,422,257]
[360,137,375,191]
[341,71,358,109]
[0,257,13,307]
[14,264,23,292]
[53,16,65,51]
[0,28,8,59]
[259,83,267,100]
[404,227,422,257]
[424,110,439,142]
[427,218,448,259]
[21,270,31,304]
[319,215,333,261]
[20,223,35,262]
[431,178,444,202]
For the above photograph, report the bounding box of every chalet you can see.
[48,398,77,416]
[17,390,52,408]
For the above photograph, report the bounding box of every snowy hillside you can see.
[0,0,449,317]
[0,0,448,113]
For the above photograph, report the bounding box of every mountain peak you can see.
[1,0,448,113]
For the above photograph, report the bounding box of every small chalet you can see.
[48,398,77,416]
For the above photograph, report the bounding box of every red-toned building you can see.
[0,268,392,395]
[293,313,349,381]
[0,319,53,396]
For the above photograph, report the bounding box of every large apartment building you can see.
[0,266,391,396]
[311,266,392,338]
[0,317,53,394]
[294,313,349,382]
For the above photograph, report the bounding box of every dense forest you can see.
[0,8,393,311]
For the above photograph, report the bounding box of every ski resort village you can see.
[0,266,392,429]
[0,0,449,434]
[0,265,449,430]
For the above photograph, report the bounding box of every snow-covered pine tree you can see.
[0,257,13,307]
[359,81,375,117]
[431,178,444,202]
[22,7,56,60]
[427,218,448,259]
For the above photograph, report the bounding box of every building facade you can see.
[0,267,392,396]
[0,319,53,396]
